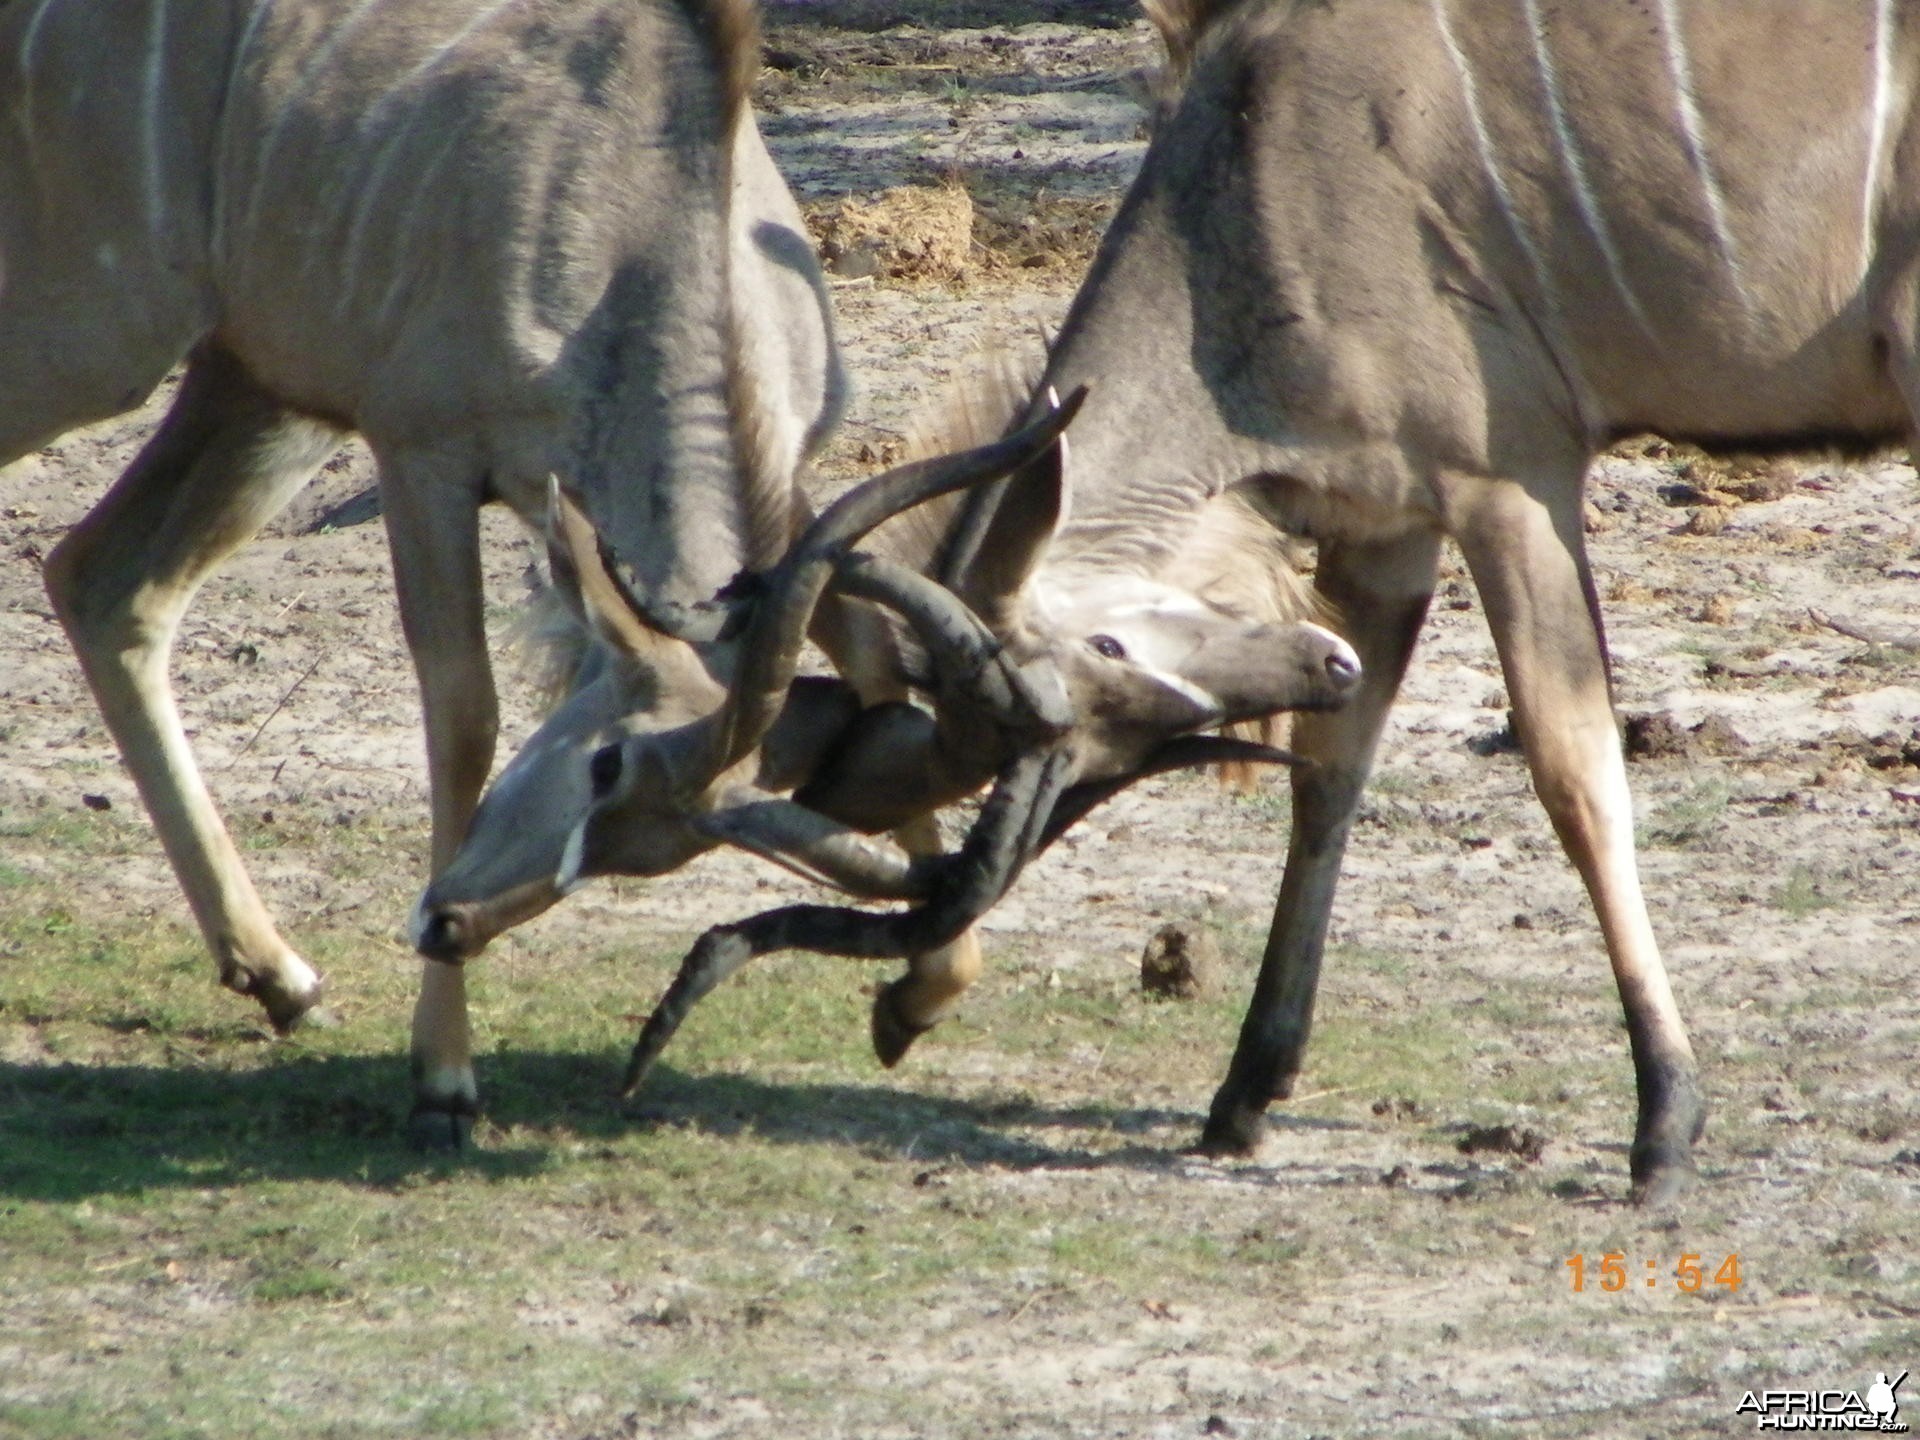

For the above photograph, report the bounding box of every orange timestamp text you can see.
[1565,1252,1742,1292]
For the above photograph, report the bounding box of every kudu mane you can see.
[708,0,798,583]
[685,0,761,133]
[871,347,1319,634]
[721,331,806,582]
[704,0,819,584]
[1141,0,1264,91]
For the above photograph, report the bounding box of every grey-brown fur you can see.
[877,351,1316,616]
[1007,0,1920,1202]
[9,0,841,1142]
[1140,0,1248,90]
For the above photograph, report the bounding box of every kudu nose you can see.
[414,907,470,965]
[1309,626,1363,694]
[1325,643,1361,690]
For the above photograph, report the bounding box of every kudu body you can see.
[1003,0,1920,1201]
[7,0,851,1139]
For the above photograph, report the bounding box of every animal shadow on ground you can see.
[0,1046,1366,1203]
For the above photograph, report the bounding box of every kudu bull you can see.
[7,0,857,1141]
[974,0,1920,1203]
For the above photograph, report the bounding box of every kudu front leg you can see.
[1445,474,1702,1204]
[1202,531,1439,1155]
[377,448,498,1150]
[41,346,342,1029]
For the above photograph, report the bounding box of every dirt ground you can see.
[4,6,1920,1435]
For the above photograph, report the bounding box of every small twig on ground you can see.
[1852,1290,1920,1319]
[1289,1084,1362,1104]
[87,1254,149,1275]
[1005,1284,1068,1324]
[226,653,324,766]
[1085,1033,1116,1081]
[1808,607,1920,649]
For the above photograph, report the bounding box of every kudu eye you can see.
[1087,633,1127,660]
[589,743,624,799]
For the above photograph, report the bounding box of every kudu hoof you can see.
[1195,1093,1269,1158]
[406,1104,475,1153]
[1629,1126,1703,1206]
[225,963,332,1035]
[870,980,936,1069]
[1628,1158,1699,1208]
[1628,1070,1706,1204]
[284,1002,343,1033]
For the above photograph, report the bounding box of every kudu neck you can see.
[573,229,785,623]
[1028,177,1285,575]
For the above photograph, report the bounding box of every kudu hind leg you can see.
[1202,531,1440,1154]
[42,347,342,1028]
[375,447,498,1148]
[1447,473,1702,1204]
[870,811,984,1066]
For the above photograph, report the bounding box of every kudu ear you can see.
[951,422,1069,637]
[543,477,719,699]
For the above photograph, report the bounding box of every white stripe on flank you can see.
[239,0,386,263]
[1862,0,1895,280]
[390,0,521,96]
[1653,0,1755,324]
[374,126,464,329]
[1431,0,1558,319]
[17,0,59,73]
[17,0,64,173]
[210,0,279,272]
[1522,0,1653,336]
[338,0,522,319]
[142,0,168,241]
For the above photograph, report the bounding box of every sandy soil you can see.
[4,7,1920,1435]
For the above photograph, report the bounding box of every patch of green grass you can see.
[0,806,135,853]
[1310,1009,1477,1108]
[1,786,1908,1439]
[1771,864,1842,917]
[1230,783,1293,824]
[1334,942,1415,982]
[1368,766,1430,799]
[1640,776,1734,848]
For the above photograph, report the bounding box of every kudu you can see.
[418,373,1365,1089]
[8,0,855,1140]
[972,0,1920,1203]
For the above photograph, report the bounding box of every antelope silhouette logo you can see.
[1868,1372,1908,1422]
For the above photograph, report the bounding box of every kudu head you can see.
[956,431,1361,784]
[411,404,1094,962]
